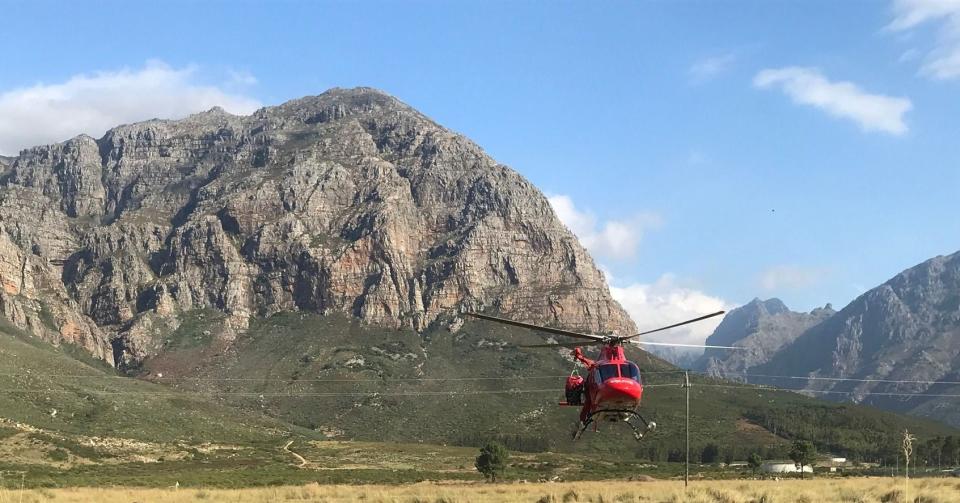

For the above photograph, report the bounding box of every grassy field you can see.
[0,437,713,489]
[3,478,960,503]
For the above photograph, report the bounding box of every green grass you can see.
[0,323,308,444]
[0,437,739,489]
[162,308,225,350]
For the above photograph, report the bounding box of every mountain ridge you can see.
[699,251,960,427]
[756,250,960,426]
[693,297,834,378]
[0,87,635,369]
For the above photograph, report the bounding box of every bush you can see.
[475,441,509,482]
[702,443,720,464]
[46,448,69,462]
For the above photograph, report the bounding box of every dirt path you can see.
[282,440,308,468]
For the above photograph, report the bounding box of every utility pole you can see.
[684,370,690,489]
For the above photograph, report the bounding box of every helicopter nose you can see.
[601,378,643,404]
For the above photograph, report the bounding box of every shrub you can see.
[475,441,509,482]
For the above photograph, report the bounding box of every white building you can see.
[761,461,813,474]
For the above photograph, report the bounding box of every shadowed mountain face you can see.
[693,298,835,378]
[755,251,960,426]
[0,87,635,368]
[698,253,960,427]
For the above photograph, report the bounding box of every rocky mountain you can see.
[754,251,960,426]
[0,87,635,369]
[694,298,835,377]
[1,89,957,465]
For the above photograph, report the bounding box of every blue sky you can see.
[2,0,959,342]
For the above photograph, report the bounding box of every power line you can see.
[693,383,960,398]
[0,384,682,397]
[693,371,960,387]
[0,370,685,383]
[8,366,955,398]
[0,388,561,397]
[0,374,572,382]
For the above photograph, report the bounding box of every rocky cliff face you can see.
[694,298,834,378]
[0,87,636,368]
[755,252,960,426]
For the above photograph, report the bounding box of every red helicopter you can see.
[466,311,737,441]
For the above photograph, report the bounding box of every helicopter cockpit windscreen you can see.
[620,363,641,383]
[598,364,619,382]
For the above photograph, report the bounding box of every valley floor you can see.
[4,478,960,503]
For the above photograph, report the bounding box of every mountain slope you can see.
[694,298,835,377]
[755,251,960,427]
[0,87,634,369]
[135,310,957,462]
[0,318,310,445]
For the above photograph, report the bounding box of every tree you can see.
[789,440,816,479]
[748,453,763,476]
[475,441,509,482]
[723,450,735,466]
[701,443,720,464]
[943,436,959,468]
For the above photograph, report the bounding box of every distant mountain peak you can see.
[694,296,833,377]
[728,250,960,428]
[743,297,789,314]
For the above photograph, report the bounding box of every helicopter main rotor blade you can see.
[627,340,742,350]
[465,312,607,342]
[622,311,726,339]
[517,340,607,349]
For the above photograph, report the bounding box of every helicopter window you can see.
[598,364,619,382]
[620,363,641,383]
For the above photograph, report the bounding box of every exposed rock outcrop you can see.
[0,87,635,367]
[755,252,960,426]
[694,298,834,378]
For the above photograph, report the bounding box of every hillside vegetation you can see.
[1,313,957,489]
[139,312,959,464]
[0,320,303,442]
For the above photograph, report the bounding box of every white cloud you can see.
[899,48,922,62]
[689,53,737,83]
[0,61,262,155]
[548,194,662,260]
[887,0,960,79]
[609,274,731,345]
[758,265,828,291]
[228,69,259,86]
[753,67,912,135]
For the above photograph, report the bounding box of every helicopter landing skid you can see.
[573,410,656,442]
